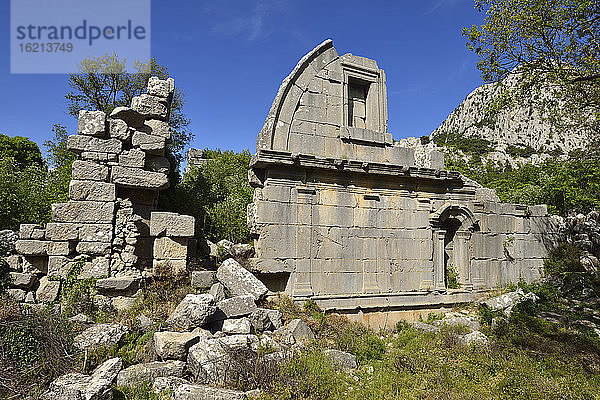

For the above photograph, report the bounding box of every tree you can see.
[65,53,192,166]
[464,0,600,141]
[44,124,77,203]
[0,134,43,168]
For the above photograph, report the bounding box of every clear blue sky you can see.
[0,0,485,155]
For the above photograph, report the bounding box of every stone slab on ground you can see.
[172,384,247,400]
[324,349,357,370]
[154,331,207,361]
[215,295,257,320]
[216,258,267,300]
[74,323,129,351]
[117,360,185,388]
[166,294,216,330]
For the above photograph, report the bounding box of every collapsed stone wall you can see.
[7,77,195,305]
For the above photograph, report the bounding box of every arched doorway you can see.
[430,204,478,292]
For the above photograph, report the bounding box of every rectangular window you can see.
[348,77,369,128]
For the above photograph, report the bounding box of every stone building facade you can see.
[247,40,559,326]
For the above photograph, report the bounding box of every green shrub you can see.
[336,325,386,364]
[433,130,495,155]
[0,258,11,293]
[506,144,536,158]
[113,380,164,400]
[446,264,460,289]
[60,259,98,318]
[544,243,585,276]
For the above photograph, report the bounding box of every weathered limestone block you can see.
[6,254,22,271]
[73,323,129,350]
[9,272,37,289]
[76,241,111,256]
[222,318,252,335]
[111,166,169,190]
[116,361,185,388]
[153,331,207,360]
[47,241,75,256]
[132,132,166,154]
[191,271,216,289]
[72,160,110,181]
[79,224,113,242]
[209,282,226,303]
[48,256,72,278]
[215,295,257,319]
[52,201,115,223]
[132,94,168,120]
[78,110,106,137]
[249,308,282,332]
[150,212,195,237]
[15,239,48,256]
[96,277,140,295]
[459,331,490,347]
[69,180,116,202]
[153,237,188,259]
[108,118,131,141]
[110,106,145,128]
[147,76,174,99]
[22,256,47,274]
[7,289,26,302]
[166,294,216,330]
[119,149,146,168]
[152,377,190,397]
[36,276,61,302]
[81,151,118,163]
[79,257,110,279]
[45,222,79,241]
[146,155,170,173]
[19,224,45,239]
[324,349,357,370]
[216,258,268,300]
[172,384,247,400]
[275,319,315,344]
[67,135,122,154]
[143,119,171,141]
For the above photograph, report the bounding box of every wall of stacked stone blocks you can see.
[7,77,195,305]
[246,40,560,316]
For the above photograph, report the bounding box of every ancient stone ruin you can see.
[246,40,559,326]
[9,76,195,304]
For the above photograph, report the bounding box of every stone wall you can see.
[248,40,561,324]
[8,77,195,305]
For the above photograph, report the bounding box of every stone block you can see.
[72,160,109,181]
[153,331,205,360]
[6,254,22,271]
[45,222,79,241]
[324,349,357,370]
[146,155,170,173]
[131,94,168,120]
[48,256,72,278]
[111,166,169,190]
[96,277,140,295]
[276,319,315,344]
[172,384,247,400]
[52,201,115,223]
[36,276,61,302]
[147,76,172,98]
[76,241,111,256]
[80,151,118,163]
[15,239,48,256]
[69,180,116,202]
[150,212,195,237]
[74,323,129,351]
[143,119,171,140]
[209,282,226,303]
[119,149,146,167]
[222,317,252,335]
[7,288,26,302]
[78,110,106,137]
[154,237,188,259]
[191,271,216,289]
[9,272,36,289]
[47,241,75,256]
[216,258,268,300]
[79,224,113,242]
[110,106,145,128]
[166,293,216,330]
[215,295,257,319]
[117,361,185,388]
[132,131,166,154]
[19,224,45,240]
[108,118,131,140]
[67,135,122,154]
[79,256,110,279]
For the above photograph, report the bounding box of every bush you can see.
[544,243,585,276]
[433,130,495,155]
[60,259,98,318]
[0,298,78,398]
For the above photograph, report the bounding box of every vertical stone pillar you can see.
[455,230,473,290]
[293,188,315,297]
[433,229,446,291]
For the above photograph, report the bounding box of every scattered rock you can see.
[222,318,252,334]
[411,321,441,334]
[483,289,539,316]
[172,384,247,400]
[216,295,257,320]
[459,331,490,347]
[209,282,226,303]
[324,349,358,370]
[152,376,190,396]
[74,323,129,351]
[276,319,315,344]
[216,258,267,300]
[166,294,216,330]
[191,270,216,289]
[154,331,207,360]
[116,360,185,388]
[434,314,481,332]
[69,313,94,325]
